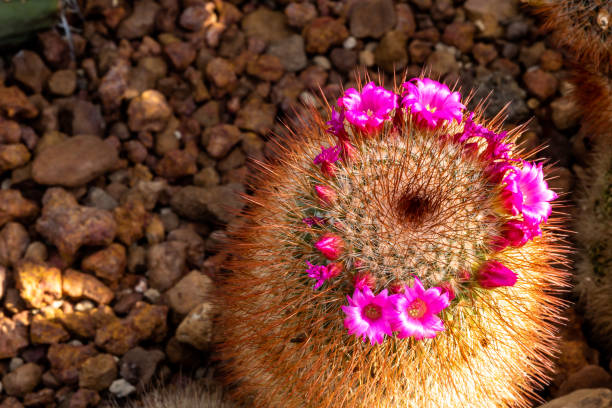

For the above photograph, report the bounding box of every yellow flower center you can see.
[425,104,437,113]
[364,304,382,320]
[407,298,427,318]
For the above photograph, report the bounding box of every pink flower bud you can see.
[353,271,375,291]
[314,233,344,260]
[491,220,542,251]
[477,261,517,289]
[439,281,456,301]
[327,263,343,278]
[315,185,337,205]
[338,138,358,162]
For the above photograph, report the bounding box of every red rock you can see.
[47,69,77,96]
[246,54,284,82]
[117,0,160,39]
[99,59,130,110]
[2,363,42,397]
[15,261,62,308]
[47,343,98,384]
[285,2,317,28]
[303,17,349,54]
[0,144,29,174]
[540,49,563,72]
[0,86,38,118]
[38,30,70,68]
[29,315,69,344]
[395,3,416,37]
[179,5,212,31]
[205,57,237,89]
[242,7,291,43]
[523,68,558,100]
[204,124,242,159]
[442,22,476,53]
[23,388,54,406]
[349,0,396,39]
[472,42,498,65]
[235,97,277,135]
[12,50,50,93]
[0,119,22,144]
[35,188,117,258]
[127,90,172,132]
[78,354,117,391]
[0,315,28,359]
[63,269,114,304]
[32,135,118,187]
[81,243,126,283]
[113,198,147,246]
[154,149,198,179]
[69,388,100,408]
[164,41,197,70]
[0,222,29,268]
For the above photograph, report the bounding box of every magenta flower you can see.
[342,287,394,345]
[485,161,513,184]
[314,146,341,178]
[338,82,398,132]
[477,260,517,289]
[353,271,375,291]
[390,277,450,340]
[338,138,358,162]
[305,262,341,290]
[492,220,542,251]
[401,78,465,129]
[454,114,511,160]
[326,107,346,138]
[500,161,558,226]
[315,185,337,205]
[314,233,344,260]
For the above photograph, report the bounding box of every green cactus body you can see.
[217,78,568,407]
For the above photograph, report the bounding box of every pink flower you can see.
[492,220,542,251]
[326,107,346,138]
[401,78,465,129]
[305,262,342,290]
[338,137,358,162]
[353,271,376,291]
[315,185,337,205]
[455,114,511,160]
[314,233,344,260]
[314,146,341,177]
[477,260,517,289]
[338,82,398,132]
[500,161,558,226]
[342,287,394,345]
[390,277,450,340]
[485,161,513,184]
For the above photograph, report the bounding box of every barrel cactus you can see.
[217,77,568,407]
[575,144,612,352]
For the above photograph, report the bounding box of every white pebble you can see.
[343,36,357,50]
[9,358,23,371]
[75,300,94,312]
[110,379,137,398]
[313,56,331,70]
[134,279,148,293]
[69,339,83,346]
[359,50,375,67]
[144,288,161,302]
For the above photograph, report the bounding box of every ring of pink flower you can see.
[302,78,558,345]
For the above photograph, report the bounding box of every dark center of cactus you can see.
[363,304,382,320]
[396,190,440,225]
[407,298,427,318]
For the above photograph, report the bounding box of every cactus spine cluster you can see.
[216,77,568,407]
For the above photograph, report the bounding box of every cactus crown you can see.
[218,77,569,407]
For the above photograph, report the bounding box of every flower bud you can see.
[477,261,517,289]
[314,233,344,260]
[315,185,337,205]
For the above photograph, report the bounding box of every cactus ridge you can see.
[216,79,569,408]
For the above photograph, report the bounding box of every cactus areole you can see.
[218,77,569,407]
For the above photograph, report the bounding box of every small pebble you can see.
[313,56,331,70]
[9,358,23,371]
[109,378,137,398]
[343,37,357,50]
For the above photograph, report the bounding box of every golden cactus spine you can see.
[216,78,569,408]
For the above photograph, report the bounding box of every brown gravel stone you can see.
[426,50,458,77]
[117,0,160,39]
[472,43,498,65]
[350,0,396,39]
[0,397,24,408]
[62,269,114,304]
[127,90,172,132]
[0,144,31,173]
[442,22,476,53]
[165,271,213,315]
[48,69,77,96]
[48,343,98,384]
[204,124,242,159]
[113,198,147,246]
[3,363,42,397]
[303,17,349,54]
[69,388,101,408]
[0,86,38,118]
[81,243,126,283]
[32,135,118,187]
[99,59,130,110]
[395,4,416,37]
[0,315,28,359]
[154,149,198,179]
[30,315,69,344]
[36,188,117,258]
[0,119,21,144]
[235,97,276,135]
[170,183,245,224]
[242,8,291,43]
[557,365,612,397]
[176,301,214,350]
[78,354,117,391]
[147,241,187,291]
[523,68,558,100]
[551,96,580,130]
[205,58,237,89]
[164,41,197,70]
[179,5,211,30]
[119,347,165,390]
[408,40,432,64]
[375,31,408,73]
[167,227,206,268]
[0,222,29,267]
[23,388,54,406]
[60,311,97,339]
[12,50,50,93]
[284,3,316,28]
[540,49,563,72]
[247,54,284,82]
[15,261,62,308]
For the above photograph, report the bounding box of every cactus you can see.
[0,0,61,46]
[574,144,612,352]
[116,377,236,408]
[216,77,569,407]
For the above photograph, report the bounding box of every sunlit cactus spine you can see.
[216,76,569,407]
[575,144,612,352]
